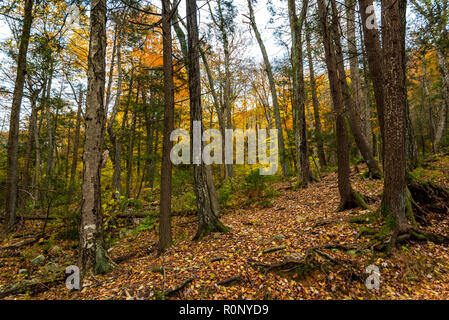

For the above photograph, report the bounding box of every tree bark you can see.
[381,0,410,235]
[187,0,228,239]
[79,0,115,277]
[287,0,310,186]
[317,0,367,211]
[4,0,34,232]
[159,0,174,251]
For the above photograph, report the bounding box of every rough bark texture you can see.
[248,0,289,177]
[345,0,372,150]
[4,0,34,232]
[187,0,228,240]
[79,0,114,277]
[358,0,386,160]
[330,0,382,178]
[381,0,410,235]
[287,0,310,186]
[159,0,174,251]
[317,0,367,211]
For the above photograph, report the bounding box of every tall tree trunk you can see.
[358,0,386,161]
[345,0,372,149]
[317,0,367,211]
[66,87,83,208]
[126,89,138,198]
[381,0,409,236]
[305,21,327,170]
[287,0,310,186]
[4,0,34,232]
[187,0,227,239]
[19,90,39,214]
[330,0,382,178]
[107,38,123,198]
[159,0,174,251]
[79,0,115,277]
[247,0,289,177]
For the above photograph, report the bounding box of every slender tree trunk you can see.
[187,0,227,239]
[79,0,115,277]
[159,0,174,251]
[358,0,386,161]
[330,0,382,178]
[287,0,310,186]
[4,0,34,232]
[66,87,83,208]
[126,90,138,198]
[317,0,367,211]
[248,0,289,177]
[19,90,39,214]
[306,21,327,170]
[345,0,372,149]
[107,39,123,198]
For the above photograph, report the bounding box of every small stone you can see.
[45,262,59,273]
[31,254,45,265]
[18,269,28,275]
[50,246,62,254]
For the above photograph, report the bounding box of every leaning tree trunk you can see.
[187,0,228,240]
[79,0,115,277]
[4,0,34,233]
[330,0,382,178]
[159,0,174,251]
[345,0,372,150]
[248,0,289,177]
[317,0,367,211]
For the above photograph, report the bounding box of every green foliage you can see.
[136,212,158,232]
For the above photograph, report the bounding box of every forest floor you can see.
[1,155,449,300]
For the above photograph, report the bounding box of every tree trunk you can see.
[126,89,139,198]
[248,0,289,177]
[159,0,174,251]
[317,0,367,211]
[345,0,372,149]
[187,0,228,240]
[358,0,386,161]
[4,0,34,232]
[381,0,410,236]
[79,0,115,277]
[19,90,39,214]
[66,87,83,208]
[287,0,310,186]
[305,21,327,170]
[330,0,382,178]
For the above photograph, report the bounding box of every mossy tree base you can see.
[337,189,369,212]
[193,220,230,241]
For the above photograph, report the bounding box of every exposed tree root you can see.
[193,220,229,241]
[164,278,194,297]
[217,275,242,286]
[0,275,65,299]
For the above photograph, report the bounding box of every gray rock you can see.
[45,262,59,272]
[31,254,45,265]
[50,246,62,254]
